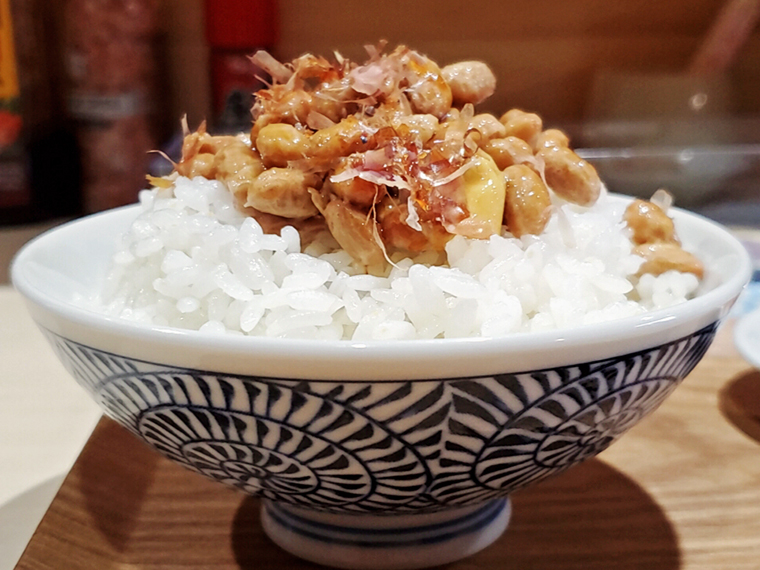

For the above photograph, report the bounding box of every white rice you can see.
[97,176,700,340]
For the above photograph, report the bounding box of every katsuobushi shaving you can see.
[152,43,700,279]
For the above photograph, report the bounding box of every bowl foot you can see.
[260,498,511,570]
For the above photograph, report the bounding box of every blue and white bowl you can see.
[11,200,751,570]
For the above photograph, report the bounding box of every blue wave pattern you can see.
[45,324,716,513]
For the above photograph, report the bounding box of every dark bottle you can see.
[0,0,80,223]
[204,0,277,134]
[0,0,81,224]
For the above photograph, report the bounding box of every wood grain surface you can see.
[15,328,760,570]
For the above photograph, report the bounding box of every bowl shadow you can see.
[231,458,680,570]
[76,419,160,553]
[719,368,760,444]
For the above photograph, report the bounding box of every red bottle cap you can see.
[204,0,278,49]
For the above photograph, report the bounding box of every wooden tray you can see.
[15,336,760,570]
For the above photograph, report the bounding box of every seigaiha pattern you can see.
[45,324,716,513]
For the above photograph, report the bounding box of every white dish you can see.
[734,308,760,368]
[0,474,66,570]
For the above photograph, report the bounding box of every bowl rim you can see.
[11,197,752,380]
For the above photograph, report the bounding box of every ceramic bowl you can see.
[11,199,751,570]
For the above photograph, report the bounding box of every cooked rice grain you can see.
[97,176,700,339]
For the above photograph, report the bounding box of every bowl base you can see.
[260,498,511,570]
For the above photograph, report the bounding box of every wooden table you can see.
[13,325,760,570]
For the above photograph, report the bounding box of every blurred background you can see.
[3,0,760,279]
